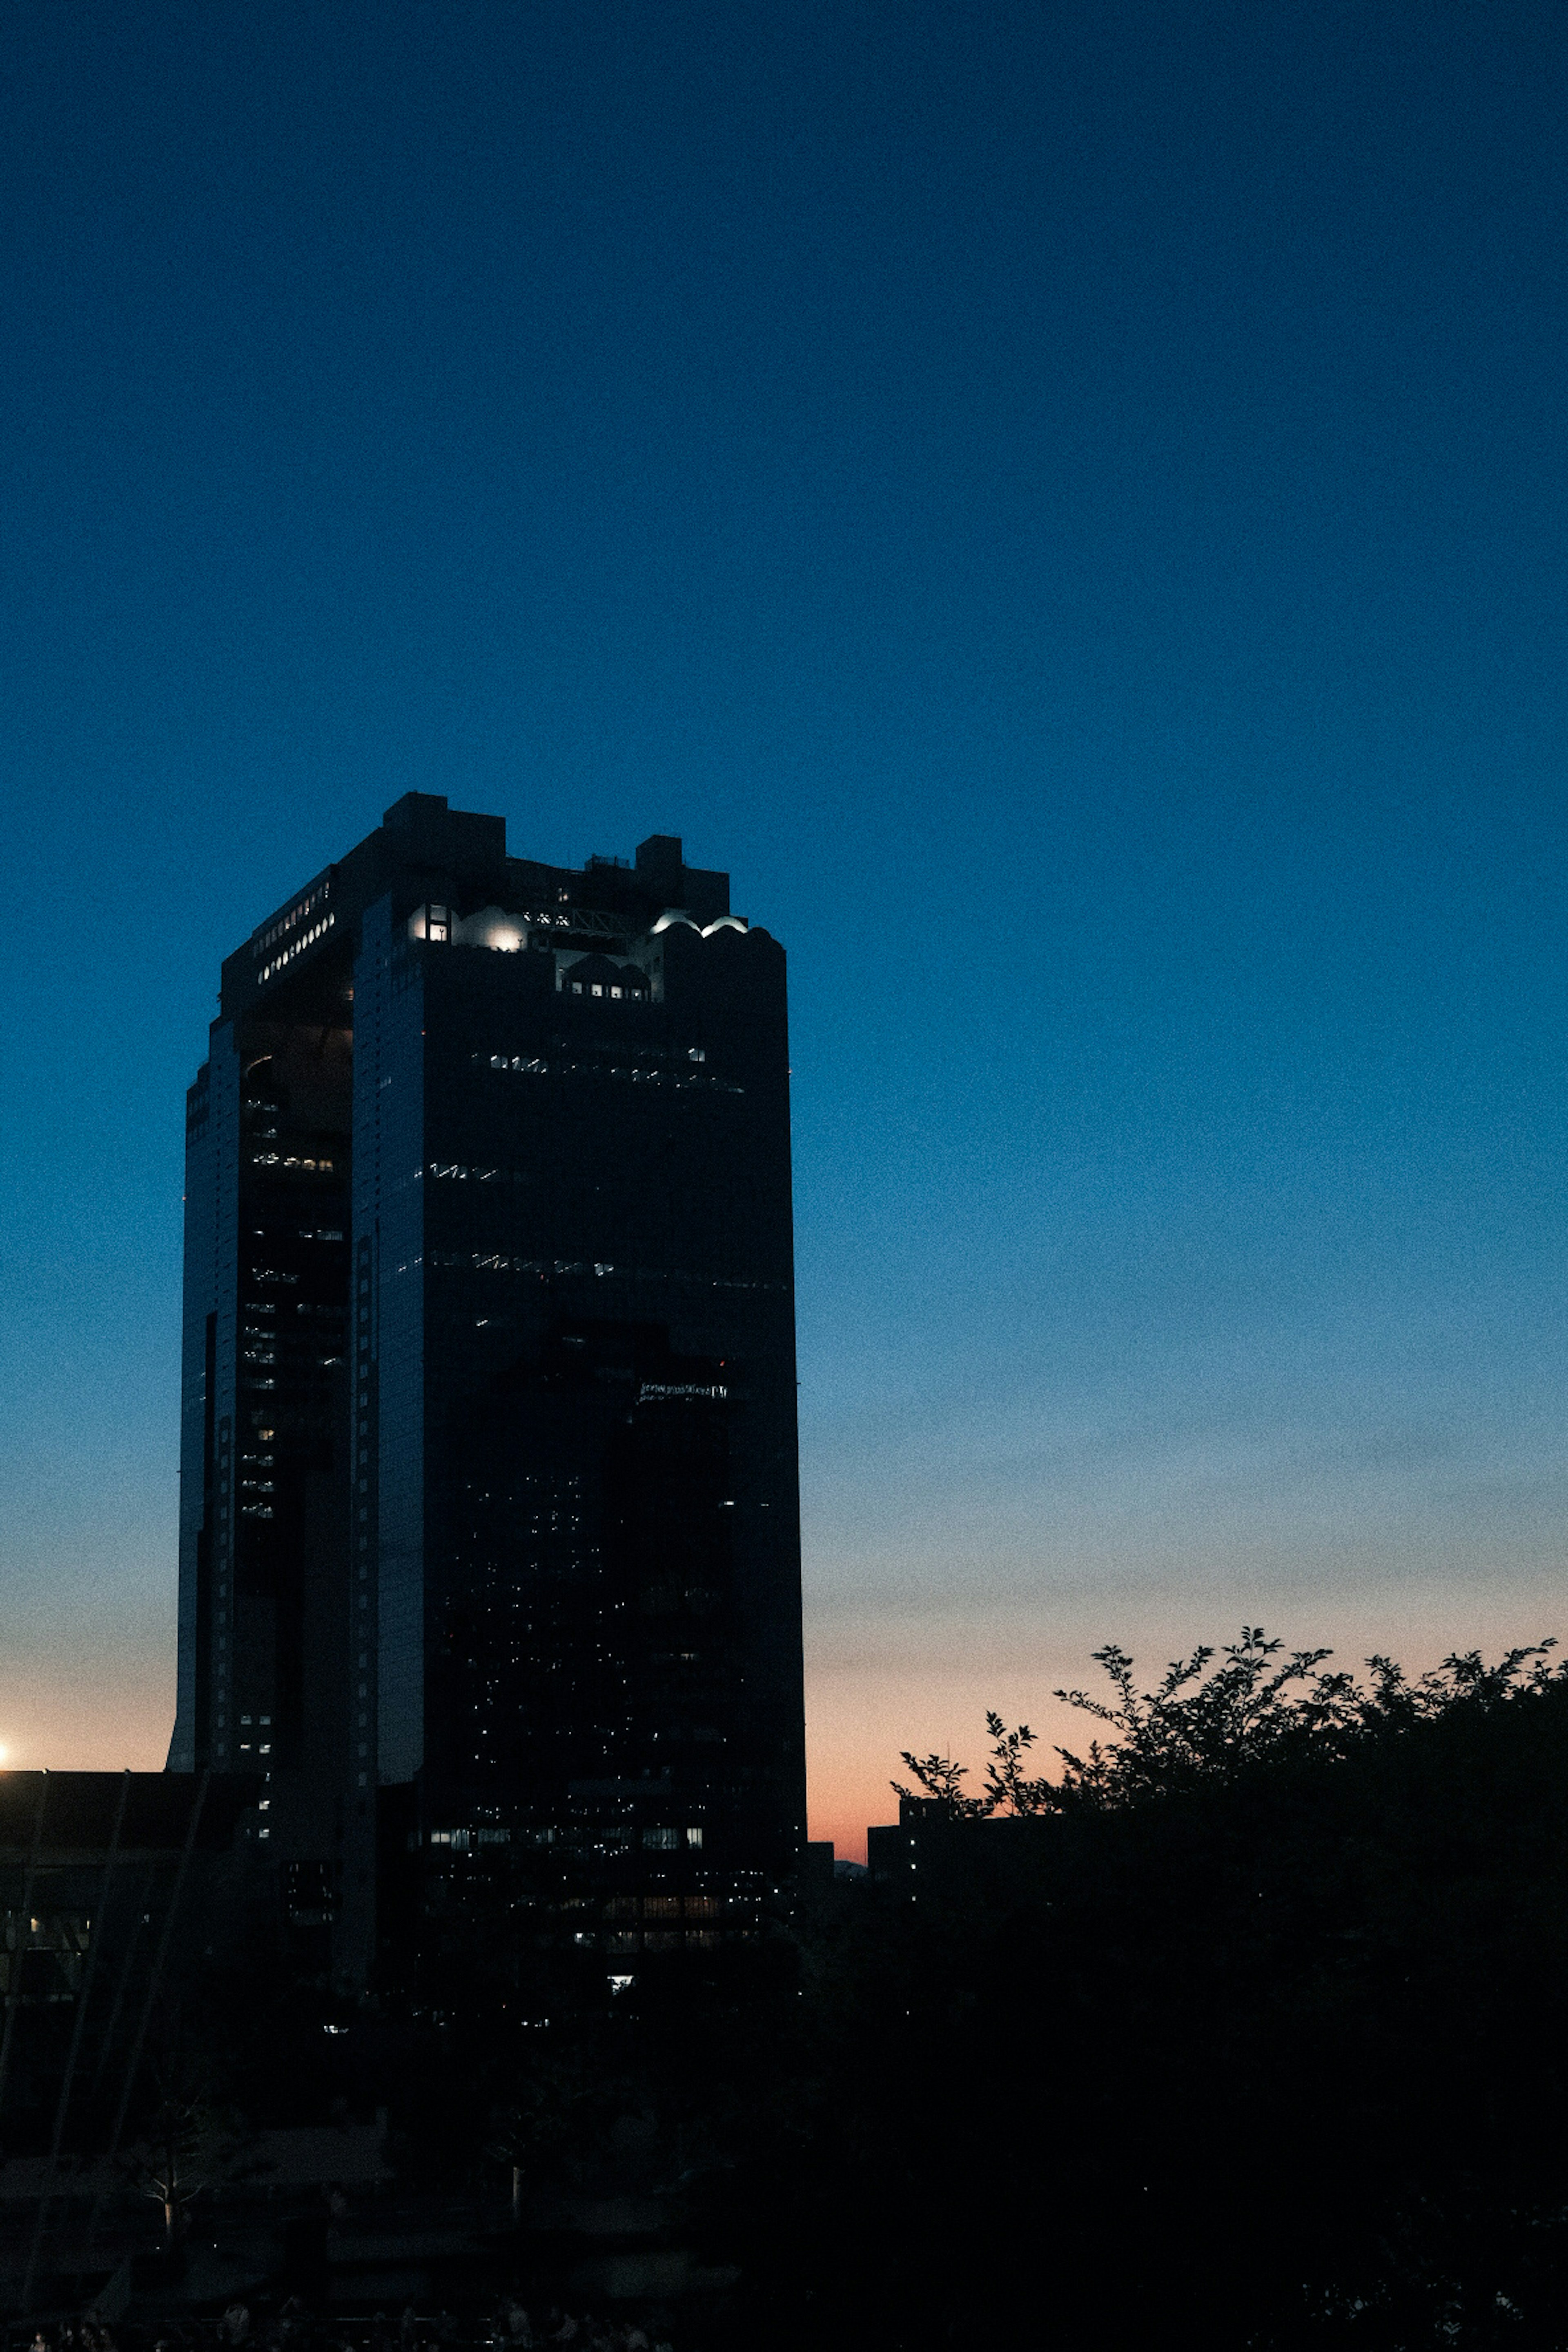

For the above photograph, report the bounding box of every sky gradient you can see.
[4,1,1567,1855]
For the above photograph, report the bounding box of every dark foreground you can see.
[6,1635,1568,2352]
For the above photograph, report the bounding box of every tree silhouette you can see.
[979,1713,1053,1815]
[125,2071,241,2250]
[889,1748,987,1816]
[737,1626,1568,2350]
[907,1627,1566,1815]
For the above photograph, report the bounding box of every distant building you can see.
[0,1771,262,2157]
[170,795,805,1985]
[800,1839,836,1889]
[866,1802,1061,1912]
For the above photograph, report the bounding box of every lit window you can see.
[642,1826,681,1850]
[685,1826,704,1848]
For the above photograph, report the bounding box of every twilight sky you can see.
[3,1,1567,1855]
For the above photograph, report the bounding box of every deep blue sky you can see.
[4,0,1566,1842]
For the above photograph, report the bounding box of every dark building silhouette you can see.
[170,795,805,1984]
[0,1773,263,2167]
[866,1806,1060,1912]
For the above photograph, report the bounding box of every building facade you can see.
[171,795,805,1984]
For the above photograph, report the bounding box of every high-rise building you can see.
[171,794,805,1985]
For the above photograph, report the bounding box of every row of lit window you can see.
[250,1152,335,1173]
[480,1054,738,1094]
[258,908,335,984]
[478,1040,695,1068]
[605,1930,722,1950]
[255,882,331,958]
[605,1893,720,1918]
[483,1043,704,1067]
[426,1250,618,1278]
[420,1254,787,1297]
[425,1163,530,1184]
[426,1824,703,1850]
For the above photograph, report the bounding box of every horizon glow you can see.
[4,3,1567,1862]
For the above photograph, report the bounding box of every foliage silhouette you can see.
[737,1626,1568,2351]
[902,1625,1565,1812]
[124,2067,243,2250]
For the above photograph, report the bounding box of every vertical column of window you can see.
[210,1025,243,1528]
[378,953,426,1782]
[212,1416,233,1760]
[192,1311,216,1762]
[228,1025,283,1740]
[355,900,425,1783]
[171,1062,218,1772]
[351,910,383,1799]
[352,1231,379,1789]
[211,1027,245,1763]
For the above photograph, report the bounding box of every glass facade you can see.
[170,797,805,1985]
